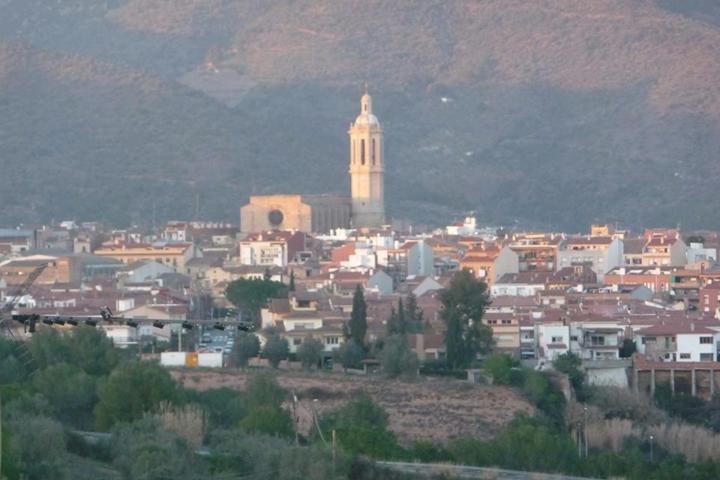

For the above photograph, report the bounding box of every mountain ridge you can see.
[0,1,718,230]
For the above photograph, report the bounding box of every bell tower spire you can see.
[349,87,385,229]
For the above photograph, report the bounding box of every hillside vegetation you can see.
[0,0,719,229]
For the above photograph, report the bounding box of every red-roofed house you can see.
[635,322,720,362]
[459,245,518,286]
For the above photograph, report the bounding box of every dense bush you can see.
[187,387,247,430]
[232,333,260,367]
[335,339,364,370]
[263,333,290,368]
[6,414,67,480]
[94,361,181,430]
[111,418,201,480]
[32,363,97,428]
[418,359,467,379]
[207,430,348,479]
[379,334,418,378]
[297,337,325,370]
[320,393,404,458]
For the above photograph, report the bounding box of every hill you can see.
[174,369,534,444]
[0,1,719,229]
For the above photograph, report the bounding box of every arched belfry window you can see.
[372,138,376,165]
[361,139,365,165]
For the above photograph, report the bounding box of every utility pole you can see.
[292,390,300,447]
[1,392,3,478]
[583,406,588,458]
[332,429,336,473]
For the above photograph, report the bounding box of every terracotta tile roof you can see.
[566,236,613,246]
[636,322,719,336]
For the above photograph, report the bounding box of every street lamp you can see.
[649,434,654,463]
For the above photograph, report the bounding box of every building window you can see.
[679,353,691,359]
[701,353,713,361]
[700,336,713,344]
[361,139,365,165]
[551,336,563,343]
[372,138,376,165]
[326,336,339,345]
[590,335,605,346]
[293,338,302,346]
[570,336,578,341]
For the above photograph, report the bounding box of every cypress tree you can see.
[288,270,296,292]
[349,284,368,346]
[397,298,407,335]
[386,306,398,336]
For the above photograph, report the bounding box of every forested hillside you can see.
[0,0,718,229]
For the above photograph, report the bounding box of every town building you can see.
[238,230,307,267]
[460,244,519,286]
[94,242,199,272]
[557,236,623,281]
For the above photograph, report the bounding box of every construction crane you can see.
[0,263,48,339]
[12,309,256,333]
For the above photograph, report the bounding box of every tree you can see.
[207,430,348,479]
[553,352,587,400]
[32,363,97,428]
[405,292,423,332]
[288,270,296,292]
[65,327,120,376]
[379,334,418,378]
[7,414,67,480]
[225,278,288,325]
[238,406,294,438]
[553,352,581,373]
[94,362,180,430]
[387,299,407,336]
[238,373,292,438]
[397,298,406,334]
[297,337,324,370]
[111,418,199,480]
[483,353,517,385]
[28,327,119,376]
[320,393,402,458]
[440,270,493,368]
[386,307,398,336]
[619,338,637,358]
[335,339,364,371]
[348,284,368,347]
[243,372,287,412]
[0,337,29,383]
[262,334,290,368]
[27,329,71,371]
[189,388,247,429]
[233,333,260,367]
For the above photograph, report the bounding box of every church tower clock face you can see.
[268,209,284,227]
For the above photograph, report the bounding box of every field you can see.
[174,369,533,444]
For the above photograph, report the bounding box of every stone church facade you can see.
[240,90,386,234]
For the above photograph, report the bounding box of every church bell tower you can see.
[349,88,385,228]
